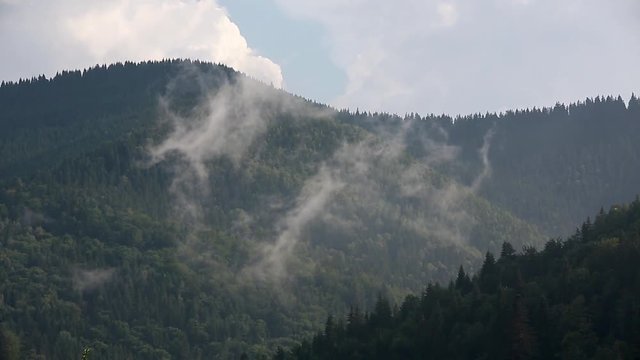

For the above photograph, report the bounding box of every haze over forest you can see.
[0,60,639,358]
[1,1,639,359]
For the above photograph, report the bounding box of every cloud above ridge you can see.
[0,0,283,87]
[274,0,640,115]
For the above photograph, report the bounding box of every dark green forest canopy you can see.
[342,94,640,236]
[283,197,640,360]
[3,61,639,238]
[0,60,638,359]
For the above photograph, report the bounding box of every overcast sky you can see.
[1,0,639,115]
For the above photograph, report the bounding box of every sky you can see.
[1,0,639,116]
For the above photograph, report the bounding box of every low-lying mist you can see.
[146,65,541,292]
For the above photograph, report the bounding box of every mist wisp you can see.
[249,165,344,280]
[247,118,498,281]
[471,128,495,192]
[147,65,502,284]
[148,69,279,226]
[72,267,116,293]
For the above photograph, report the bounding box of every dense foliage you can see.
[0,60,637,358]
[387,96,640,236]
[0,60,542,359]
[284,198,640,359]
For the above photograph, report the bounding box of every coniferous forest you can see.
[280,199,640,359]
[0,60,639,359]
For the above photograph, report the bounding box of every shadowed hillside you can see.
[284,197,640,359]
[0,60,637,358]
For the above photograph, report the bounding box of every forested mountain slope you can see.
[0,60,541,359]
[0,60,637,359]
[356,96,640,236]
[284,197,640,360]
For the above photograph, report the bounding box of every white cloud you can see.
[275,0,640,115]
[0,0,283,87]
[436,2,459,28]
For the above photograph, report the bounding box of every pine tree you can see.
[455,265,473,294]
[501,241,516,258]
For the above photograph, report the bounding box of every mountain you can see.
[284,196,640,359]
[393,96,640,236]
[0,60,637,359]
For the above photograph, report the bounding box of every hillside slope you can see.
[285,197,640,359]
[0,60,542,359]
[379,97,640,236]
